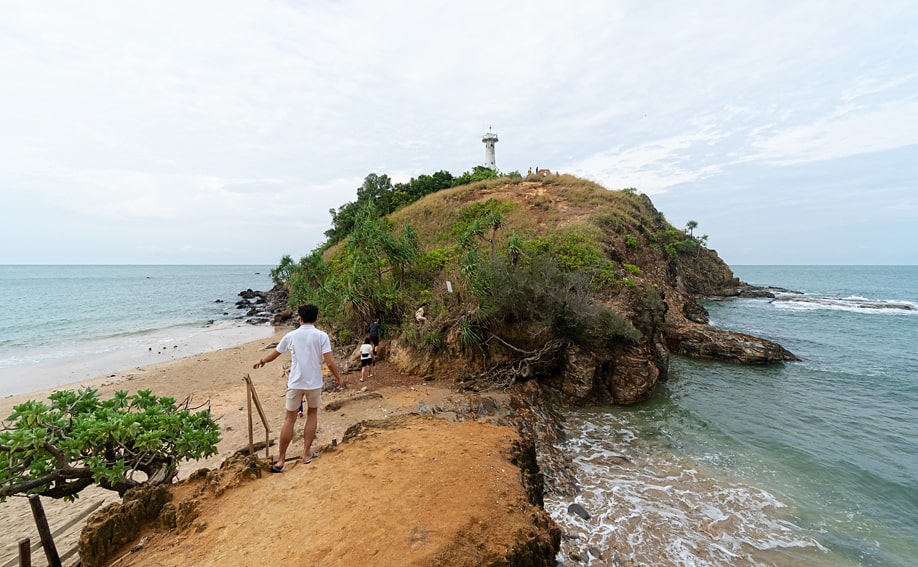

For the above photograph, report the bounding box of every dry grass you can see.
[394,177,666,257]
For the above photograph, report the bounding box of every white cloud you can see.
[1,0,917,264]
[750,95,918,165]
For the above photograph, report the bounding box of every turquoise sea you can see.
[545,266,918,566]
[0,265,275,396]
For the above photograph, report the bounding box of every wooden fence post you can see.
[17,538,30,567]
[243,374,271,459]
[27,495,61,567]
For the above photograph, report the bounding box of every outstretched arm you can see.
[253,349,281,369]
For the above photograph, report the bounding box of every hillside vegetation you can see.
[272,172,779,406]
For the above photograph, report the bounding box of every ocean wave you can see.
[770,293,917,315]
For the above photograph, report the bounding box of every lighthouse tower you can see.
[482,129,498,170]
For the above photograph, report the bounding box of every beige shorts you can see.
[286,388,322,412]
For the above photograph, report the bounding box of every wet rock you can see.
[567,503,590,520]
[667,324,799,363]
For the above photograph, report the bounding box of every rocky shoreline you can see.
[234,284,292,326]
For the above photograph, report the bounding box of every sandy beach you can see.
[1,328,553,566]
[0,321,278,397]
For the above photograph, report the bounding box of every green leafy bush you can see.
[416,247,454,275]
[423,330,443,349]
[459,321,485,352]
[450,165,500,187]
[654,227,698,259]
[0,388,219,501]
[519,226,620,292]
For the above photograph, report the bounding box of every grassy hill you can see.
[277,172,750,405]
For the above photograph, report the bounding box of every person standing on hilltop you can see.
[253,304,344,472]
[367,318,381,356]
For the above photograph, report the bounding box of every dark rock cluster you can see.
[234,284,291,326]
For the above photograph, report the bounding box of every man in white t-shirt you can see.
[253,304,344,472]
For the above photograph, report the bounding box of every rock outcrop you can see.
[235,284,290,325]
[666,324,800,364]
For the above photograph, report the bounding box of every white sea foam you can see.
[770,293,917,315]
[544,411,857,567]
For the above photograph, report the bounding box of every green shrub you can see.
[462,253,640,347]
[591,213,623,233]
[459,321,485,351]
[0,388,219,500]
[530,225,603,272]
[417,247,454,274]
[622,263,641,275]
[592,264,621,290]
[423,330,443,349]
[665,239,698,259]
[451,200,514,239]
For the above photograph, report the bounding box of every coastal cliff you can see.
[340,175,797,409]
[268,174,800,502]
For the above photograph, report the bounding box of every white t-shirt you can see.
[360,343,373,359]
[275,324,332,390]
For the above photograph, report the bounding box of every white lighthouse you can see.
[482,129,498,170]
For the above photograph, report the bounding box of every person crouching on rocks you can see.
[360,337,374,381]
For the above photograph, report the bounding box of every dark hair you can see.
[364,336,372,344]
[297,304,319,323]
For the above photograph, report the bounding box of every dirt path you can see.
[2,332,559,566]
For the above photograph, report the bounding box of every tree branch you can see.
[0,471,61,499]
[484,334,538,354]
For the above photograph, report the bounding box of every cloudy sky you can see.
[2,1,916,266]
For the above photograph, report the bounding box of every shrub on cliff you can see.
[462,252,640,350]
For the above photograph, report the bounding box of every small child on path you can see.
[359,337,374,381]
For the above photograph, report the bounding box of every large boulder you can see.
[666,324,799,364]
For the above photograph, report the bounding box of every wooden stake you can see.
[243,374,272,459]
[246,375,254,454]
[17,538,30,567]
[27,495,61,567]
